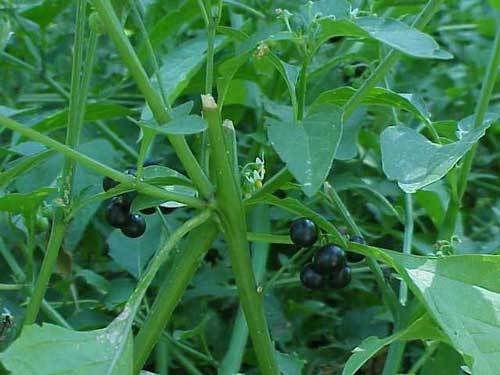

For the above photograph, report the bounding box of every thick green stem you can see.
[22,0,90,328]
[0,116,205,208]
[202,95,279,374]
[22,218,66,326]
[134,221,218,373]
[220,205,271,374]
[93,0,213,199]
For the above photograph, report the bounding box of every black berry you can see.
[300,264,324,289]
[140,207,156,215]
[290,218,318,247]
[329,266,352,289]
[347,235,366,263]
[102,176,118,192]
[313,244,346,274]
[105,198,129,228]
[121,214,146,238]
[120,191,138,210]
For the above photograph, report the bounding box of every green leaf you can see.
[264,52,300,118]
[20,0,70,28]
[335,107,366,160]
[32,103,134,133]
[314,86,430,121]
[1,316,133,375]
[153,36,226,104]
[343,314,444,375]
[0,150,55,188]
[0,15,11,52]
[318,17,452,59]
[140,114,207,135]
[381,113,499,193]
[276,351,306,375]
[138,0,198,62]
[217,52,252,108]
[0,188,54,215]
[267,104,343,196]
[349,243,500,375]
[141,165,192,187]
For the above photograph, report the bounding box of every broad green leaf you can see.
[308,0,350,19]
[32,103,134,133]
[381,113,499,193]
[343,314,445,375]
[140,114,207,135]
[266,104,343,196]
[276,351,306,375]
[349,243,500,375]
[1,317,133,375]
[314,86,430,121]
[131,185,197,212]
[246,195,346,246]
[317,17,452,59]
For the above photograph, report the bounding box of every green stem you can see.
[323,182,399,318]
[220,205,271,374]
[156,340,169,375]
[440,23,500,240]
[382,193,413,374]
[323,182,362,237]
[202,95,278,374]
[0,116,205,208]
[23,218,66,326]
[456,27,500,201]
[296,58,309,121]
[246,232,292,244]
[22,0,90,328]
[93,0,213,199]
[205,23,216,94]
[134,221,217,373]
[399,193,414,306]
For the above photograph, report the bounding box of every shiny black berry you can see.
[121,214,146,238]
[313,244,346,274]
[290,218,318,247]
[140,207,156,215]
[105,198,129,228]
[329,266,352,289]
[300,264,324,289]
[347,235,366,263]
[102,176,118,192]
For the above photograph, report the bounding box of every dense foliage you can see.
[0,0,499,374]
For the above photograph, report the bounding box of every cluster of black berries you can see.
[289,218,366,290]
[103,172,146,238]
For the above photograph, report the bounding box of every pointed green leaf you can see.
[381,113,499,193]
[267,104,343,196]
